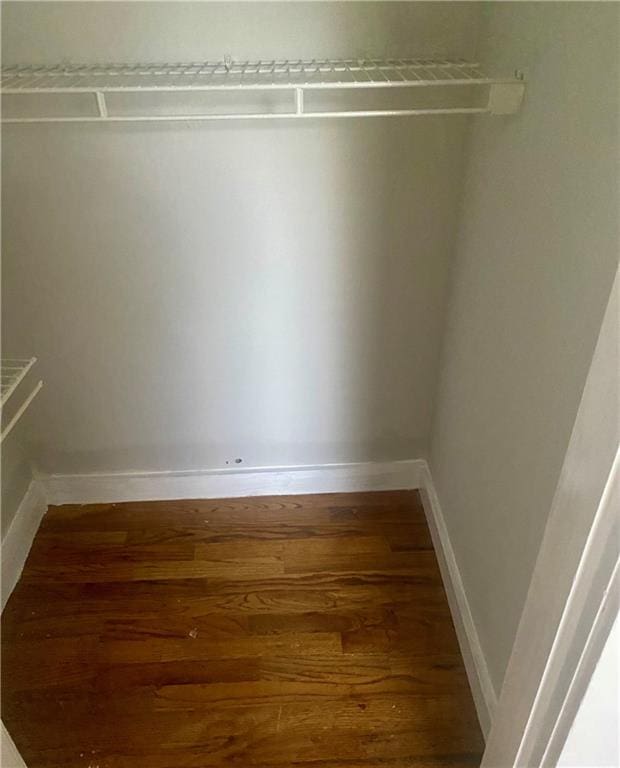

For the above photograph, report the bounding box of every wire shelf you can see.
[1,358,36,406]
[0,357,43,443]
[1,58,525,122]
[2,59,498,91]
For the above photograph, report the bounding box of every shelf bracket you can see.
[95,91,108,119]
[487,81,525,115]
[295,88,304,116]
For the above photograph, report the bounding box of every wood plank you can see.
[97,631,342,664]
[194,534,391,561]
[283,549,443,577]
[25,541,195,567]
[9,752,482,768]
[1,636,98,691]
[246,606,395,635]
[126,520,433,549]
[3,580,450,635]
[5,697,482,766]
[1,490,483,767]
[40,490,426,532]
[21,557,284,582]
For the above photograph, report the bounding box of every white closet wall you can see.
[3,3,618,734]
[1,1,478,476]
[0,425,32,538]
[430,2,620,698]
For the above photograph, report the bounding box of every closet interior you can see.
[1,2,618,767]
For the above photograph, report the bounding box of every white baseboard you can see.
[40,459,427,506]
[1,479,47,609]
[1,722,27,768]
[419,463,497,738]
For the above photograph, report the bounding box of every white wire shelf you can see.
[1,357,43,443]
[3,59,501,91]
[1,58,525,122]
[1,358,36,406]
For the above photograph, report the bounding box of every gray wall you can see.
[430,2,620,696]
[1,427,33,538]
[1,1,478,475]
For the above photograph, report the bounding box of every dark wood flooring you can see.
[1,490,484,767]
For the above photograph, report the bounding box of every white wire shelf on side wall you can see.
[1,357,43,443]
[1,58,526,123]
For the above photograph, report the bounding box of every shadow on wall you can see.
[1,1,479,475]
[2,113,467,474]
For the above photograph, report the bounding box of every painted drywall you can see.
[2,1,480,65]
[0,427,32,539]
[429,2,620,696]
[481,269,619,766]
[558,616,619,768]
[1,1,478,475]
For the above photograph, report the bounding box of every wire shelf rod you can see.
[1,106,491,124]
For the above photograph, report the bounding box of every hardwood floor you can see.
[1,490,484,768]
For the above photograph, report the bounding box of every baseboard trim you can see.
[40,459,427,506]
[1,722,27,768]
[1,479,47,609]
[419,463,497,738]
